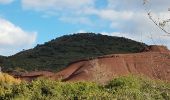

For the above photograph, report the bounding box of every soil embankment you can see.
[13,45,170,83]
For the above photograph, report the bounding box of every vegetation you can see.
[0,56,6,64]
[0,73,21,85]
[0,73,21,100]
[0,74,169,100]
[0,33,147,72]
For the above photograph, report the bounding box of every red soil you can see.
[13,45,170,83]
[13,71,55,81]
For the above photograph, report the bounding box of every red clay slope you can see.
[14,45,170,83]
[54,45,170,83]
[13,71,55,82]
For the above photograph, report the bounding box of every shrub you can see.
[0,74,169,100]
[0,73,21,100]
[105,75,170,100]
[0,73,21,85]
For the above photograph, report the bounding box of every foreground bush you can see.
[0,73,21,100]
[0,75,169,100]
[106,75,170,100]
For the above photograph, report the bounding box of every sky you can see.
[0,0,170,56]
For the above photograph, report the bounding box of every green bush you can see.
[0,75,169,100]
[105,75,170,100]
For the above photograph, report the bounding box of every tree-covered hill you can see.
[0,33,147,72]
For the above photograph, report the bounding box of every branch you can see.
[148,13,170,34]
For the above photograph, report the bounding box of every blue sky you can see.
[0,0,170,56]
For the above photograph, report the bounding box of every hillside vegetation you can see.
[0,33,147,72]
[0,75,169,100]
[0,56,6,64]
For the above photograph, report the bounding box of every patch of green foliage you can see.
[0,56,6,65]
[0,75,169,100]
[1,33,147,71]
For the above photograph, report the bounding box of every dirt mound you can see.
[13,45,170,83]
[143,45,169,52]
[54,46,170,84]
[13,71,55,81]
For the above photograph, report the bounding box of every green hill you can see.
[0,33,147,72]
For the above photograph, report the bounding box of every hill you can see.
[10,45,170,84]
[0,33,147,72]
[53,45,170,84]
[12,45,170,84]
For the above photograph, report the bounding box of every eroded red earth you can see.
[12,45,170,83]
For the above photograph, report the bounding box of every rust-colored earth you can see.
[12,45,170,83]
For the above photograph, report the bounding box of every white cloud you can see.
[77,30,87,33]
[98,0,170,48]
[96,9,134,21]
[59,16,92,25]
[22,0,95,11]
[108,0,170,12]
[0,0,14,4]
[22,0,96,25]
[0,18,37,56]
[145,0,170,12]
[20,0,170,48]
